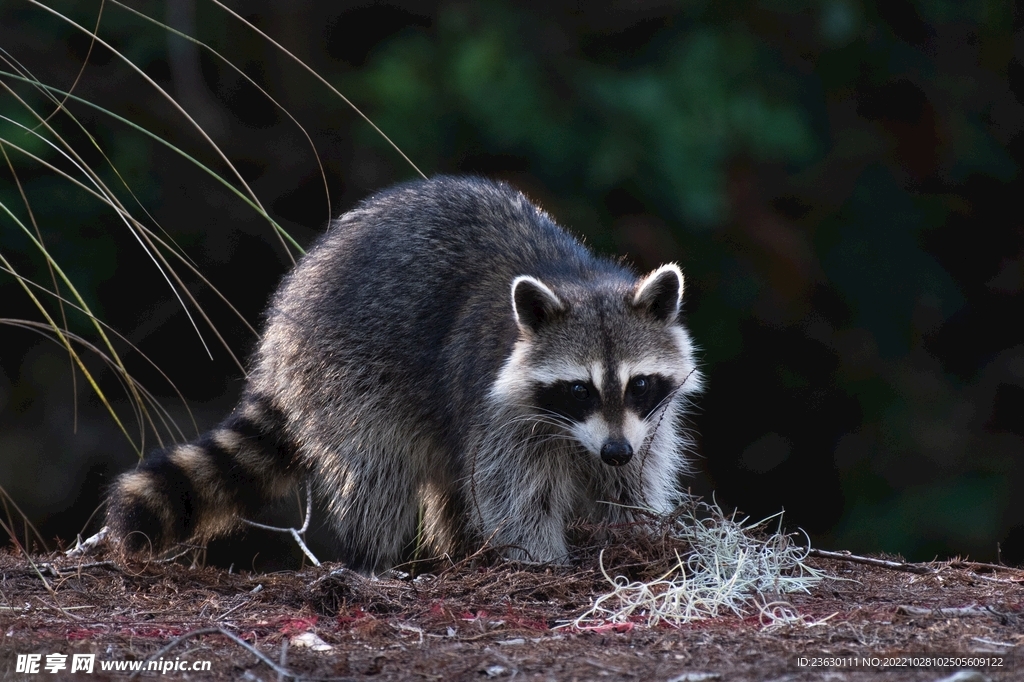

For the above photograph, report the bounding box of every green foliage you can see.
[355,4,815,225]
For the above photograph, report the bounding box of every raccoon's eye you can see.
[571,383,590,401]
[629,376,649,397]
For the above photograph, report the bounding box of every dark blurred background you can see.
[1,0,1021,566]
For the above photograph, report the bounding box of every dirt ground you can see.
[1,544,1022,681]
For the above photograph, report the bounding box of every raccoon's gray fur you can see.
[107,176,702,571]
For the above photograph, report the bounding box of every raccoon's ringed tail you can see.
[107,396,300,555]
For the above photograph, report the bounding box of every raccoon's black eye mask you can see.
[624,374,675,420]
[532,374,676,423]
[534,380,600,422]
[628,376,648,396]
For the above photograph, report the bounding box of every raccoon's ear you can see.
[512,275,565,334]
[633,264,683,323]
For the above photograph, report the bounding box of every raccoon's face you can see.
[491,264,700,467]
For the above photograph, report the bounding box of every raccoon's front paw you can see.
[502,540,571,566]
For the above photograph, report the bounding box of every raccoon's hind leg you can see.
[106,394,301,555]
[312,425,458,573]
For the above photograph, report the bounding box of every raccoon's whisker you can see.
[505,413,575,432]
[504,413,564,426]
[505,423,575,445]
[516,417,573,432]
[518,433,579,447]
[507,405,576,426]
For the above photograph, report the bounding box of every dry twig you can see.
[241,480,320,566]
[130,627,300,681]
[64,526,108,558]
[808,548,934,575]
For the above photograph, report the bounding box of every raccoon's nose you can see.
[600,439,633,466]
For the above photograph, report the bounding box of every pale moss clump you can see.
[570,500,831,630]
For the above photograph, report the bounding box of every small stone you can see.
[289,632,334,652]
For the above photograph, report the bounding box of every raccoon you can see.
[106,176,702,572]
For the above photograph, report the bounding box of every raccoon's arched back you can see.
[257,177,626,442]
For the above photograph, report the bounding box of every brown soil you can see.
[1,547,1022,681]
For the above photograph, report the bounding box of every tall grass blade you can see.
[207,0,428,181]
